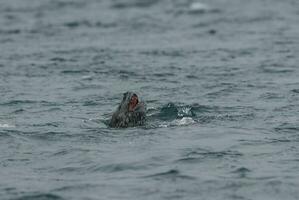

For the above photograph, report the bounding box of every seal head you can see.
[109,92,146,128]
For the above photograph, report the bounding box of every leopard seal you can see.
[109,92,146,128]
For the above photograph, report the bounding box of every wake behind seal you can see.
[109,92,146,128]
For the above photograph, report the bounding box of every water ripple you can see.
[13,193,64,200]
[144,169,196,181]
[177,148,243,163]
[111,0,159,9]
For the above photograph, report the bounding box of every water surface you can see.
[1,0,299,199]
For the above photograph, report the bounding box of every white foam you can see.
[178,107,192,117]
[172,117,196,126]
[0,123,15,128]
[159,124,168,128]
[81,75,93,80]
[189,2,210,12]
[157,117,196,128]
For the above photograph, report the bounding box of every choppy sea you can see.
[1,0,299,199]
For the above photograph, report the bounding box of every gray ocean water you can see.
[1,0,299,199]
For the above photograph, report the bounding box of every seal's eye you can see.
[123,92,128,101]
[132,94,138,103]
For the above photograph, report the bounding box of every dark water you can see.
[1,0,299,199]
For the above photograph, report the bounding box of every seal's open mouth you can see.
[128,94,138,111]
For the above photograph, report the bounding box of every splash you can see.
[149,103,197,128]
[172,117,196,126]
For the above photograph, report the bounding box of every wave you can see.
[111,0,159,9]
[13,193,64,200]
[144,169,195,180]
[176,148,243,163]
[63,20,116,29]
[0,100,58,107]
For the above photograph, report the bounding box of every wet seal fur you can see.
[109,92,146,128]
